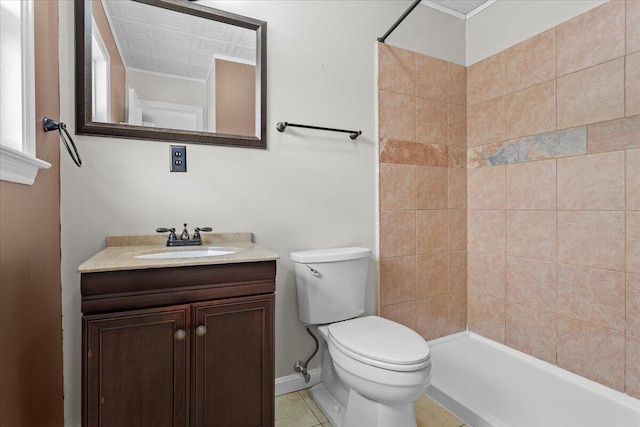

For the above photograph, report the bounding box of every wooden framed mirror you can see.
[75,0,267,148]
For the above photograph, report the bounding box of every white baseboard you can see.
[275,367,322,396]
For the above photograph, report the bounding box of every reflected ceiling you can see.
[101,0,256,82]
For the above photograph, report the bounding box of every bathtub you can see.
[426,332,640,427]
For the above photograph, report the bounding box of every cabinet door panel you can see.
[192,295,274,427]
[83,306,189,427]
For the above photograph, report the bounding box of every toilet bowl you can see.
[291,248,431,427]
[312,317,431,427]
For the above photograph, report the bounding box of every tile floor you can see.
[275,388,469,427]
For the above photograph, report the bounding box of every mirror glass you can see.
[76,0,267,148]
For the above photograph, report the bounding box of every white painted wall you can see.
[466,0,607,65]
[58,1,464,424]
[126,69,208,110]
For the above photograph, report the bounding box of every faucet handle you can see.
[193,227,212,241]
[156,227,177,242]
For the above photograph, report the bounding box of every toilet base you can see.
[342,388,418,427]
[310,383,418,427]
[309,383,346,427]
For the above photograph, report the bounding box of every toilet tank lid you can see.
[290,247,371,263]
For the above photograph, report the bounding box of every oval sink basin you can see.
[134,247,242,259]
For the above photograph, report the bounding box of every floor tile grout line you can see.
[296,391,325,425]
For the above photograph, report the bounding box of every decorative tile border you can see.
[468,126,587,167]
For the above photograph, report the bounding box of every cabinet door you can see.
[83,306,189,427]
[192,294,274,427]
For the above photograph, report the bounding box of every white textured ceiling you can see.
[422,0,496,19]
[101,0,256,82]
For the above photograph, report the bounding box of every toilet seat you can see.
[328,316,430,372]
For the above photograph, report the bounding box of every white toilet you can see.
[291,247,431,427]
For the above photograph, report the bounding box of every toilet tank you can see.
[291,247,371,325]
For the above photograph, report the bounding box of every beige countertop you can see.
[78,233,279,273]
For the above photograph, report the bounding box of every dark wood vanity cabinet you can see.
[81,261,276,427]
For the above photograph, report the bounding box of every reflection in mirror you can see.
[76,0,267,148]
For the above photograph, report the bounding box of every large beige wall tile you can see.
[468,166,505,210]
[506,159,556,210]
[417,166,448,210]
[379,256,416,305]
[448,250,467,293]
[379,90,416,142]
[505,29,556,93]
[627,53,640,116]
[506,211,556,262]
[468,252,505,299]
[587,115,640,154]
[416,55,447,102]
[378,43,415,96]
[380,163,416,211]
[448,62,466,106]
[628,149,640,210]
[557,317,625,391]
[448,167,467,209]
[448,104,467,147]
[448,209,467,251]
[468,210,506,254]
[628,0,640,54]
[629,274,640,337]
[556,1,625,76]
[416,98,447,144]
[557,264,626,332]
[380,210,416,258]
[448,291,467,334]
[380,301,416,330]
[417,210,448,254]
[557,59,625,129]
[557,151,625,210]
[506,302,556,364]
[628,212,640,274]
[627,335,640,399]
[416,253,448,298]
[468,53,505,106]
[467,97,505,146]
[557,211,625,271]
[505,81,556,140]
[469,291,505,343]
[506,257,557,311]
[416,295,449,340]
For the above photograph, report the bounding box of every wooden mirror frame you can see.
[75,0,267,149]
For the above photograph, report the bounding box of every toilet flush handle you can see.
[307,265,321,277]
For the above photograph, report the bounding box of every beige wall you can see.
[378,0,640,400]
[92,0,125,123]
[377,43,468,340]
[58,1,466,423]
[215,59,256,137]
[0,0,63,425]
[466,0,639,398]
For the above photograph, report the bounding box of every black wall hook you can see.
[43,117,82,167]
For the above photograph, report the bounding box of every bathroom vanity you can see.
[78,234,278,427]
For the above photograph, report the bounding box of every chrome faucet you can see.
[156,224,212,246]
[180,223,190,241]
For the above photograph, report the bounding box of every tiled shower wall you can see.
[466,0,639,398]
[378,0,640,399]
[378,44,468,340]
